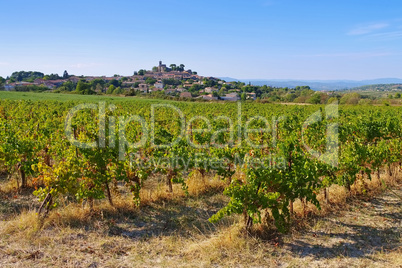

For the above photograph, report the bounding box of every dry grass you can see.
[291,166,402,220]
[0,210,39,238]
[186,171,227,197]
[0,174,19,194]
[0,167,401,267]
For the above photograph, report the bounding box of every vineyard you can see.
[0,96,401,266]
[0,97,401,231]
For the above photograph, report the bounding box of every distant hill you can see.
[349,83,402,92]
[218,77,402,91]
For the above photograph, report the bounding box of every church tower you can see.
[158,61,166,72]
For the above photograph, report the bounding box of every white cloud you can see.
[367,31,402,40]
[348,20,402,40]
[348,23,389,35]
[0,62,9,66]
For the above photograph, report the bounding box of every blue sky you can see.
[1,0,402,80]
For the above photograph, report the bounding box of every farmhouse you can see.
[221,92,240,101]
[180,92,192,98]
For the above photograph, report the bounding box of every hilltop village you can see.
[0,61,377,104]
[2,61,252,101]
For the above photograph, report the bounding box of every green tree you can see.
[108,79,121,88]
[75,80,95,95]
[145,77,157,85]
[308,93,321,104]
[43,73,61,80]
[189,84,202,92]
[63,70,69,79]
[285,93,297,102]
[0,76,5,91]
[219,88,226,96]
[241,92,246,101]
[138,69,146,76]
[113,87,124,95]
[90,79,105,90]
[11,71,44,82]
[59,81,75,91]
[75,80,87,93]
[358,99,372,105]
[106,85,116,94]
[395,93,401,98]
[162,78,181,86]
[340,92,361,105]
[327,97,338,104]
[95,83,104,93]
[300,88,314,97]
[203,78,216,87]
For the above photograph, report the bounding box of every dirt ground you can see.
[0,178,400,267]
[280,185,401,267]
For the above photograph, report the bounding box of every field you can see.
[0,92,401,267]
[0,91,163,103]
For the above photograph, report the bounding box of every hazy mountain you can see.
[349,83,402,92]
[219,77,402,91]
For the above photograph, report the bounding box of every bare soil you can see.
[0,179,400,267]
